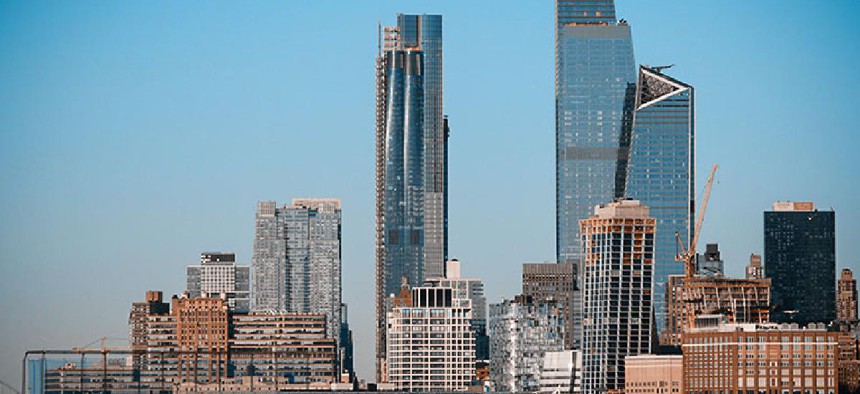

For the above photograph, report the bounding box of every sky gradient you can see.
[1,0,859,386]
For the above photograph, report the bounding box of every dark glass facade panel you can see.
[383,50,425,299]
[624,67,694,334]
[765,209,836,324]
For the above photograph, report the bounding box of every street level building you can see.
[663,274,771,346]
[580,199,655,393]
[839,268,858,323]
[522,262,578,350]
[682,322,839,394]
[489,295,565,393]
[186,252,250,312]
[375,14,448,381]
[538,350,582,394]
[386,285,474,392]
[624,355,682,394]
[765,201,836,324]
[252,199,342,344]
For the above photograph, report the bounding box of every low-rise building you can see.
[624,355,682,394]
[682,322,839,393]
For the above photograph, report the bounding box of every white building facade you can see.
[386,286,474,391]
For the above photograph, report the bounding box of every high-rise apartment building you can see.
[425,259,488,360]
[489,295,566,393]
[555,0,636,268]
[663,274,771,346]
[186,252,250,313]
[375,14,448,380]
[764,201,836,324]
[838,268,858,323]
[624,66,695,335]
[580,199,654,392]
[128,291,169,370]
[624,355,682,394]
[746,253,764,280]
[386,285,474,392]
[522,262,578,350]
[252,199,342,342]
[682,322,839,393]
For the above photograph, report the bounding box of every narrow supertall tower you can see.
[375,14,447,382]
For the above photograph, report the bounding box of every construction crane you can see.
[676,164,719,279]
[675,164,718,330]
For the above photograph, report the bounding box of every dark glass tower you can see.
[375,14,447,381]
[555,0,636,348]
[765,202,836,324]
[624,66,695,335]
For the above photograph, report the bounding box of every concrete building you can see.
[839,268,858,323]
[695,243,724,277]
[489,295,565,393]
[522,262,578,350]
[624,355,682,394]
[579,199,655,392]
[765,201,836,324]
[425,259,489,361]
[127,293,338,390]
[746,253,764,280]
[663,274,771,346]
[252,199,342,343]
[128,290,169,370]
[682,322,839,393]
[538,350,582,394]
[386,285,474,392]
[186,252,250,312]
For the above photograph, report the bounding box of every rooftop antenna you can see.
[652,64,675,73]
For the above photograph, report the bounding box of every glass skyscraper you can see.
[375,14,448,381]
[624,66,695,334]
[765,201,836,325]
[555,0,636,348]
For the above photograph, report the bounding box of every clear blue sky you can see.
[1,0,858,386]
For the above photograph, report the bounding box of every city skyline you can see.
[1,0,859,388]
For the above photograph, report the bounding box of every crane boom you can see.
[685,164,718,279]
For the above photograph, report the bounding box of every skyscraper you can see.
[764,201,836,324]
[838,268,858,323]
[555,3,637,348]
[251,199,342,342]
[186,252,251,313]
[375,14,448,380]
[746,253,764,280]
[624,66,694,334]
[555,0,637,266]
[580,199,654,392]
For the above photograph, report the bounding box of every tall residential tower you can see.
[251,199,342,342]
[375,14,448,381]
